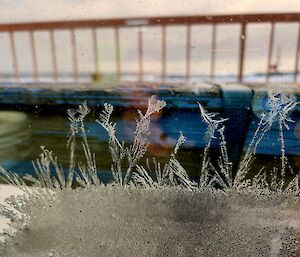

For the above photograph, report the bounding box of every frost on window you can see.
[0,94,300,257]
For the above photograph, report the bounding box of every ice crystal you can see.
[27,146,66,189]
[133,132,196,190]
[0,93,299,257]
[264,92,298,131]
[234,92,299,190]
[209,127,233,188]
[97,95,166,185]
[198,102,228,141]
[198,102,230,187]
[68,102,101,188]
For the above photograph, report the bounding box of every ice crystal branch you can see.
[0,168,27,190]
[125,96,166,183]
[11,102,99,190]
[67,102,101,187]
[198,103,228,141]
[133,132,196,190]
[233,116,265,189]
[263,92,298,131]
[162,132,196,190]
[97,96,166,185]
[96,103,125,184]
[25,146,66,189]
[209,127,233,189]
[267,93,299,188]
[234,92,299,190]
[67,102,92,187]
[198,102,228,187]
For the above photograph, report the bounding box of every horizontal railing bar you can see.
[0,13,300,32]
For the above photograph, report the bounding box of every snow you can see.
[1,187,300,256]
[0,185,23,240]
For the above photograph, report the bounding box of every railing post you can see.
[29,30,39,82]
[115,27,121,81]
[294,22,300,83]
[238,23,247,83]
[138,27,144,82]
[1,14,300,85]
[210,24,217,81]
[266,22,275,82]
[9,31,20,82]
[161,25,166,82]
[70,28,79,82]
[92,28,100,78]
[50,30,58,82]
[186,25,191,82]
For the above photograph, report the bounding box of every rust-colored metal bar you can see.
[115,27,121,80]
[49,30,58,82]
[70,28,79,82]
[29,30,39,81]
[294,22,300,82]
[9,31,20,82]
[161,25,166,82]
[185,25,191,81]
[210,24,217,81]
[1,13,300,84]
[266,22,275,82]
[138,27,144,82]
[238,23,247,83]
[1,13,300,32]
[92,28,100,76]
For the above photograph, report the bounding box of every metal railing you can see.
[1,12,300,83]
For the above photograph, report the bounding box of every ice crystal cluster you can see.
[0,94,299,257]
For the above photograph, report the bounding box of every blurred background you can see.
[0,0,299,182]
[1,0,300,82]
